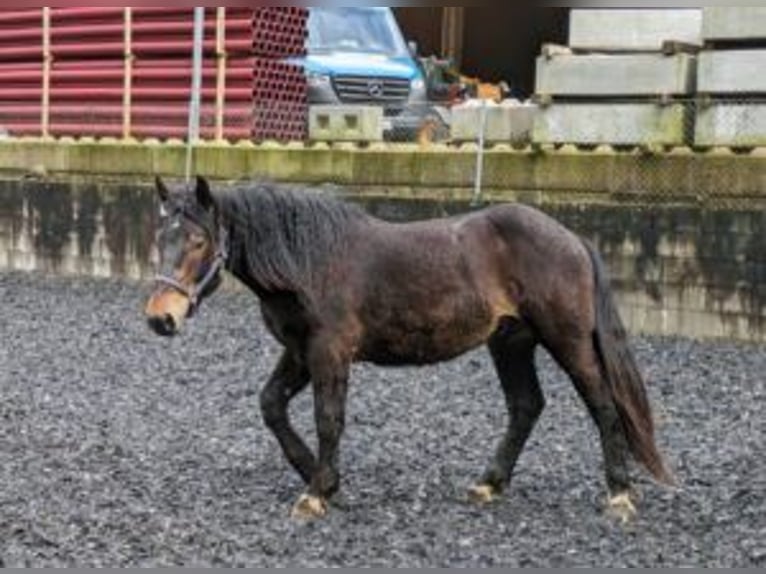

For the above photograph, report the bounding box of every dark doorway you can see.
[395,7,570,98]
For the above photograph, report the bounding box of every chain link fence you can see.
[303,94,765,209]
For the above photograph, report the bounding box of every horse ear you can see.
[195,176,216,212]
[155,176,170,203]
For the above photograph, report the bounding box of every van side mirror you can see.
[408,40,419,57]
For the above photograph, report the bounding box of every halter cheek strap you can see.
[154,225,229,311]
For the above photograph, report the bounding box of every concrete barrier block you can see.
[703,7,766,42]
[698,50,766,94]
[569,9,703,52]
[533,104,689,146]
[451,101,537,143]
[309,105,383,142]
[695,104,766,147]
[536,54,696,97]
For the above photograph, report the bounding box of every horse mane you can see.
[216,182,368,295]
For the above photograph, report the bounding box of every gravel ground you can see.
[0,271,764,567]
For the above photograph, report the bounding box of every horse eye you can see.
[189,235,206,249]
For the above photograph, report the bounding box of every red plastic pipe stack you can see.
[0,7,309,141]
[251,8,308,141]
[0,9,45,135]
[48,8,122,137]
[128,8,256,140]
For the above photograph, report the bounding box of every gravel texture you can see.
[0,271,764,567]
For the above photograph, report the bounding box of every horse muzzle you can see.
[145,290,190,337]
[147,313,179,337]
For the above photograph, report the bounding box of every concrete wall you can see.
[0,179,157,281]
[0,140,764,201]
[0,140,763,343]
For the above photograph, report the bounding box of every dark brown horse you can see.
[145,176,674,521]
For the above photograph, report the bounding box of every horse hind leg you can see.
[544,333,636,523]
[469,322,544,504]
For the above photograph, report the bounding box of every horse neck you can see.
[219,211,257,290]
[217,189,364,298]
[218,202,297,296]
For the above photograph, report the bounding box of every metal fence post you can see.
[215,7,227,142]
[41,7,51,139]
[122,7,133,140]
[186,7,205,182]
[471,99,489,207]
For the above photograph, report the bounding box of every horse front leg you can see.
[259,350,316,484]
[291,338,350,520]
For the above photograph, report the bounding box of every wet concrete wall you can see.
[0,179,157,281]
[1,177,763,343]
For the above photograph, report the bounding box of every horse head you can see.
[145,176,227,337]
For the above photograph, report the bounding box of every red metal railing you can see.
[0,7,308,141]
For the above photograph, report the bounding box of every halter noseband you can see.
[154,212,229,311]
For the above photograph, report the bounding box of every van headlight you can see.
[409,77,427,103]
[307,72,331,88]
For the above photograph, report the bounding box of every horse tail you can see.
[582,239,675,486]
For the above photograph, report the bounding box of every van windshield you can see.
[308,8,408,57]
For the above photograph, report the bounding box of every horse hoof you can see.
[468,484,498,505]
[291,494,328,521]
[607,492,637,524]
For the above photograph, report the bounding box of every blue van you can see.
[293,7,436,140]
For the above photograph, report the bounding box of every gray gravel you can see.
[0,271,764,567]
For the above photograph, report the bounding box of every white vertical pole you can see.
[122,7,133,140]
[472,100,488,207]
[186,7,205,183]
[41,7,51,139]
[215,7,227,142]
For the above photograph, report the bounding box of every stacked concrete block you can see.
[702,7,766,45]
[535,104,688,147]
[309,105,384,142]
[450,100,536,144]
[534,9,701,147]
[695,8,766,147]
[696,105,766,148]
[536,53,696,98]
[569,9,703,53]
[698,51,766,95]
